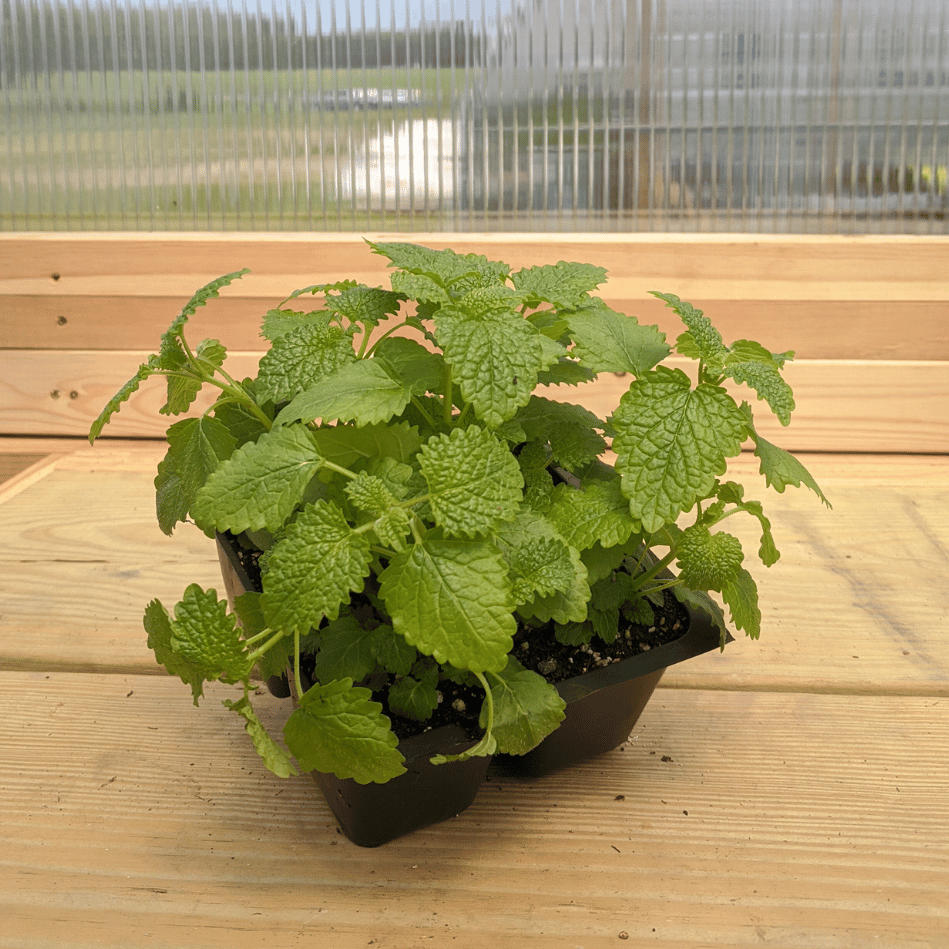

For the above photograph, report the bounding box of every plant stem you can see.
[293,630,303,698]
[246,629,289,663]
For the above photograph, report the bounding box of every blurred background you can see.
[3,0,947,233]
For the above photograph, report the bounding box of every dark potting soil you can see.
[228,534,690,744]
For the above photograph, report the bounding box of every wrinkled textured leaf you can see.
[374,337,444,395]
[545,479,639,551]
[156,415,237,535]
[256,322,357,403]
[675,525,744,592]
[224,697,299,778]
[325,285,403,327]
[379,537,516,673]
[418,426,523,537]
[721,567,762,639]
[612,369,749,532]
[436,310,547,427]
[725,359,795,426]
[387,666,440,721]
[260,500,373,633]
[511,261,607,307]
[276,359,413,428]
[311,420,423,469]
[143,597,208,703]
[192,424,323,534]
[566,300,670,376]
[88,363,151,442]
[161,585,253,703]
[284,679,406,784]
[512,396,608,470]
[651,292,727,369]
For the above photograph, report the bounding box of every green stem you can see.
[627,548,679,594]
[293,630,303,698]
[364,319,414,357]
[410,395,438,429]
[442,364,453,425]
[246,629,289,663]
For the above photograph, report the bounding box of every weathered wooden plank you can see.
[2,674,946,948]
[2,348,947,450]
[1,448,947,693]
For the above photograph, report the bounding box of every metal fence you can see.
[2,0,947,232]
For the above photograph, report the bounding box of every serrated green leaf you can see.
[156,416,237,535]
[371,241,509,291]
[389,269,452,305]
[374,337,444,394]
[535,356,596,387]
[278,279,359,308]
[675,525,744,592]
[192,424,323,534]
[740,404,831,507]
[368,624,417,676]
[436,309,547,427]
[169,584,254,700]
[388,667,440,721]
[511,260,607,307]
[418,426,523,537]
[651,292,728,370]
[492,511,580,605]
[672,585,730,647]
[260,307,332,342]
[260,500,373,634]
[725,359,795,426]
[143,598,208,703]
[325,285,403,327]
[224,697,299,777]
[311,420,423,469]
[312,615,379,683]
[379,537,516,673]
[612,371,749,532]
[212,399,270,447]
[256,322,357,403]
[284,679,406,784]
[512,396,608,470]
[545,479,639,551]
[484,657,566,755]
[566,300,670,376]
[88,363,151,442]
[721,567,762,638]
[276,359,413,428]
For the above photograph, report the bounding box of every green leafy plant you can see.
[90,241,829,785]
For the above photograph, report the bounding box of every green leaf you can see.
[224,696,299,778]
[156,416,237,535]
[436,309,548,427]
[160,337,227,418]
[212,398,270,447]
[388,666,440,721]
[143,598,208,703]
[725,358,795,426]
[312,615,379,684]
[371,241,509,291]
[651,292,728,370]
[172,584,253,681]
[284,679,406,784]
[612,369,749,532]
[545,479,639,551]
[192,424,323,534]
[368,624,417,676]
[256,322,357,403]
[311,420,423,469]
[675,525,744,592]
[260,500,373,634]
[260,307,331,342]
[379,536,516,673]
[511,260,607,308]
[484,657,566,755]
[492,510,580,605]
[373,337,444,394]
[741,404,831,507]
[672,585,730,647]
[325,285,403,328]
[512,396,608,470]
[88,363,151,442]
[418,426,523,537]
[721,567,762,639]
[566,300,670,376]
[276,359,413,428]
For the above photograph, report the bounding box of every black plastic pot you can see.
[214,531,727,844]
[215,532,491,846]
[495,606,727,778]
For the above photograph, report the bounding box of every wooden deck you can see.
[2,438,947,948]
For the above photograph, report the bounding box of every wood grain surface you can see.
[2,440,947,948]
